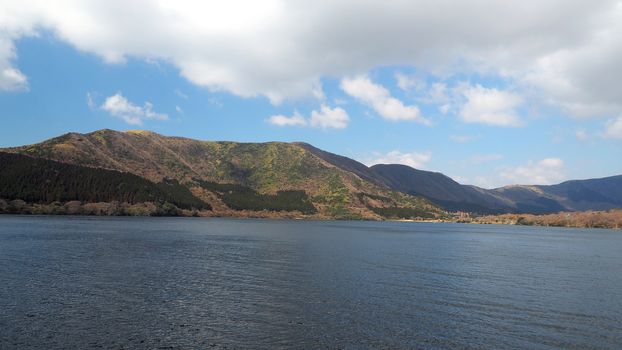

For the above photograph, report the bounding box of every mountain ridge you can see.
[263,138,622,214]
[2,129,621,216]
[1,129,443,219]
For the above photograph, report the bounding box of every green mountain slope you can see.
[2,130,443,219]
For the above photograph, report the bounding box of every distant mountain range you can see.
[300,143,622,214]
[1,129,620,217]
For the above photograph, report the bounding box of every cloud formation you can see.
[0,37,27,91]
[267,105,349,129]
[309,105,349,129]
[267,112,307,127]
[603,116,622,139]
[365,150,432,169]
[341,76,430,124]
[1,1,621,119]
[458,84,524,127]
[101,93,168,125]
[394,72,425,92]
[500,158,565,185]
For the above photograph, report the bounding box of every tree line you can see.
[194,179,317,214]
[0,152,209,210]
[467,210,622,229]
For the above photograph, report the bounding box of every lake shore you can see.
[2,198,621,229]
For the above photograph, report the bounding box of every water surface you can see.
[1,216,621,349]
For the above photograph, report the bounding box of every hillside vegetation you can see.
[0,152,208,211]
[3,129,621,218]
[2,130,444,219]
[194,179,317,214]
[466,210,622,229]
[1,131,620,224]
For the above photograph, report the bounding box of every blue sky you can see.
[1,1,621,188]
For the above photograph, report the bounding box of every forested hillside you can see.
[0,152,209,210]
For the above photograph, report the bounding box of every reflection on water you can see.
[1,216,621,349]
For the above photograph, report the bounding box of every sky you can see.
[1,1,621,188]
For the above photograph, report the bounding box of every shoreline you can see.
[1,212,620,230]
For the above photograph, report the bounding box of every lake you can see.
[0,216,621,349]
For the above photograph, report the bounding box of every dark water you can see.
[0,216,621,349]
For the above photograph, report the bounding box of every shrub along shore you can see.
[1,197,620,229]
[460,210,622,229]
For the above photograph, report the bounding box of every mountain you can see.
[369,164,514,213]
[295,142,387,186]
[1,129,442,219]
[366,164,622,214]
[494,176,622,213]
[275,143,622,214]
[294,146,514,213]
[2,129,620,216]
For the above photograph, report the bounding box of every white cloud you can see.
[519,10,622,118]
[0,67,27,91]
[365,150,432,169]
[101,93,168,125]
[267,111,307,127]
[312,84,326,101]
[0,1,621,117]
[417,82,453,114]
[0,37,27,91]
[500,158,565,185]
[309,105,349,129]
[458,84,524,127]
[267,105,349,129]
[603,117,622,139]
[341,75,430,124]
[419,82,450,104]
[175,105,183,114]
[395,72,426,91]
